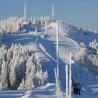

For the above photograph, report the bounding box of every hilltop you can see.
[0,17,98,98]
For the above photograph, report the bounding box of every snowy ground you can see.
[1,22,98,98]
[1,65,98,98]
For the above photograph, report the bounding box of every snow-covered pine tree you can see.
[9,61,17,89]
[19,57,35,90]
[0,60,8,90]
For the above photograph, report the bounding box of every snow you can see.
[20,90,32,98]
[2,65,97,98]
[0,18,98,98]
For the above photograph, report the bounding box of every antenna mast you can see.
[24,0,27,17]
[52,0,55,20]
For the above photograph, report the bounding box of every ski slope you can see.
[1,21,98,98]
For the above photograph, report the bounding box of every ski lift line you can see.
[35,24,77,98]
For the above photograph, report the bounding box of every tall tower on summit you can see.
[24,0,27,17]
[52,0,55,20]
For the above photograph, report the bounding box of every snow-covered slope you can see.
[0,18,98,98]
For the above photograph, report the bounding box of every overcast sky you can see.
[0,0,98,32]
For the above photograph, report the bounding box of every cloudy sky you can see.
[0,0,98,32]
